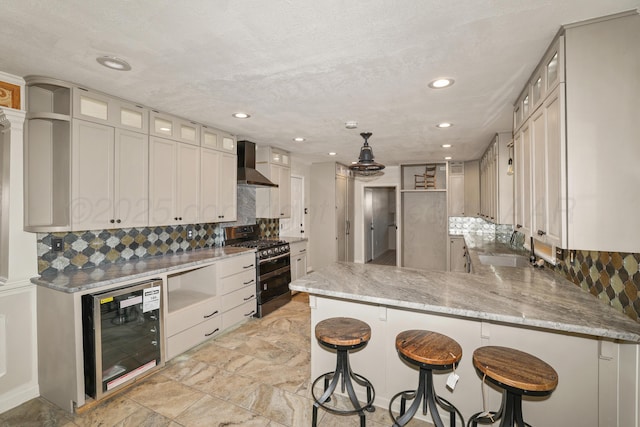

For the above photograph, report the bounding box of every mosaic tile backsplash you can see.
[448,216,515,244]
[554,250,640,322]
[37,218,281,275]
[37,223,224,275]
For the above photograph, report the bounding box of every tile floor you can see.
[0,293,432,426]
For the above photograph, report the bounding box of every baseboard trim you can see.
[0,383,39,414]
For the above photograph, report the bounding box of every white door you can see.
[287,175,305,238]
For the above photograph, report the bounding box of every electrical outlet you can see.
[51,237,63,252]
[186,227,194,240]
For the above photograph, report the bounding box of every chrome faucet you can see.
[529,236,536,264]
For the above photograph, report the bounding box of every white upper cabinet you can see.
[448,162,465,216]
[200,148,237,223]
[255,146,292,219]
[479,133,513,224]
[514,11,640,255]
[73,87,149,133]
[201,126,237,153]
[150,111,200,146]
[149,136,200,226]
[71,120,148,230]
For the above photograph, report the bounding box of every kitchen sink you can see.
[477,254,530,268]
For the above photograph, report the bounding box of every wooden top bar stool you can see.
[389,330,464,427]
[468,346,558,427]
[312,317,375,427]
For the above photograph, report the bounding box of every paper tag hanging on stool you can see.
[446,372,460,390]
[446,352,460,391]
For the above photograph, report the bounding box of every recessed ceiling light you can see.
[96,56,131,71]
[429,78,455,89]
[436,122,453,128]
[329,152,337,156]
[441,144,452,148]
[232,112,250,119]
[293,137,306,142]
[444,156,452,160]
[345,121,358,129]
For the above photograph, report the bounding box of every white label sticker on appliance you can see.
[119,295,142,309]
[143,286,161,313]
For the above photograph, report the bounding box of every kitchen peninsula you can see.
[290,242,640,427]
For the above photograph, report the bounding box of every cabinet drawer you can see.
[222,284,256,311]
[166,297,220,337]
[217,253,256,278]
[219,269,256,295]
[222,299,256,330]
[289,241,307,256]
[166,315,222,360]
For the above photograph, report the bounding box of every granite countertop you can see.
[32,246,254,293]
[290,235,640,343]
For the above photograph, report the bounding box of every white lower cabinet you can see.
[218,253,257,329]
[166,315,222,360]
[289,240,308,281]
[165,252,256,361]
[449,236,466,272]
[222,300,257,330]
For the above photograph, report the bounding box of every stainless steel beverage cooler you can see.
[82,279,164,400]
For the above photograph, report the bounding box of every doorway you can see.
[363,186,397,266]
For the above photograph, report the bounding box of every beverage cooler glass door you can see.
[82,279,164,400]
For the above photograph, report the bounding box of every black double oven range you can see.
[224,225,292,317]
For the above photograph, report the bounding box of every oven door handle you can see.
[260,265,291,281]
[258,252,290,264]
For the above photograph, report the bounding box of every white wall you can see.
[0,71,40,413]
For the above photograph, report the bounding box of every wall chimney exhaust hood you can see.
[237,140,278,187]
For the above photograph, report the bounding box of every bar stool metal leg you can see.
[390,366,459,427]
[312,345,375,427]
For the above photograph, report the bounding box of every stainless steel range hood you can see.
[237,140,278,187]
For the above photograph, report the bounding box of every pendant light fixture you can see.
[348,132,385,176]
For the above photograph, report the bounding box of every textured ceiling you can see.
[1,1,638,166]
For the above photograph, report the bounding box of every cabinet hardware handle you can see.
[174,217,178,221]
[110,219,115,223]
[205,328,220,337]
[243,264,254,269]
[179,217,183,220]
[300,249,306,252]
[203,310,219,318]
[116,219,121,223]
[537,230,546,236]
[243,295,255,301]
[516,224,523,229]
[297,258,301,261]
[244,310,256,317]
[243,279,255,284]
